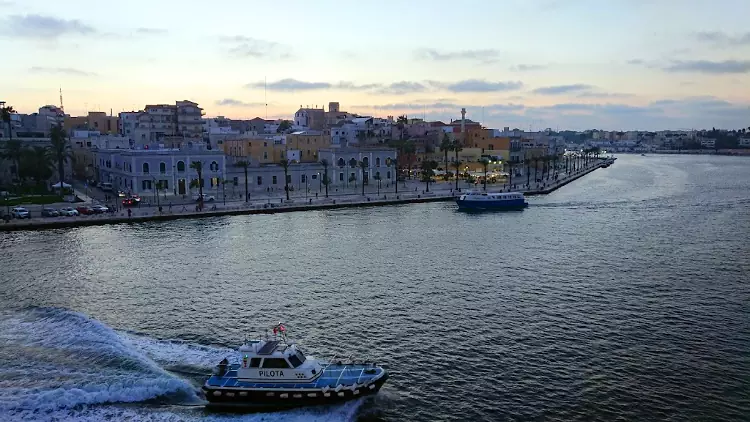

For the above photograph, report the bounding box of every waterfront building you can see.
[319,147,398,187]
[286,131,331,162]
[294,106,326,130]
[118,111,140,145]
[94,144,226,196]
[131,100,204,146]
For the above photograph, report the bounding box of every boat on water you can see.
[455,191,528,211]
[202,323,388,408]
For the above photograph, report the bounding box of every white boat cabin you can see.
[235,339,324,383]
[459,191,525,201]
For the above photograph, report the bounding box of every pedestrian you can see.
[127,208,132,218]
[168,202,172,212]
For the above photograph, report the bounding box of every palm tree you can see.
[532,156,540,183]
[1,139,24,181]
[452,140,463,190]
[190,161,204,208]
[396,115,408,141]
[388,157,398,194]
[358,160,368,196]
[320,159,330,198]
[479,158,490,191]
[234,160,250,202]
[420,160,437,192]
[507,161,513,189]
[50,125,73,191]
[543,155,552,180]
[21,146,54,185]
[439,133,452,181]
[402,141,415,179]
[1,104,15,141]
[453,160,462,190]
[279,158,291,200]
[524,158,532,186]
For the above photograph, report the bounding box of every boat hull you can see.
[456,198,528,211]
[203,371,388,408]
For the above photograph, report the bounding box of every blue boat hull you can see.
[202,363,388,409]
[456,198,528,211]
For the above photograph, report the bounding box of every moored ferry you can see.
[202,323,388,408]
[456,191,528,211]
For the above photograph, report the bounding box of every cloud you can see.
[221,35,292,59]
[626,59,645,65]
[576,92,633,99]
[693,31,750,46]
[415,48,501,64]
[2,14,96,39]
[533,84,594,95]
[215,99,265,107]
[510,64,547,71]
[663,59,750,74]
[136,27,167,35]
[375,81,428,95]
[29,66,96,76]
[439,79,523,93]
[247,78,330,91]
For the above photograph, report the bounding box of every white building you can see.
[319,147,398,187]
[739,137,750,147]
[132,100,204,146]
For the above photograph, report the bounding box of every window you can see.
[264,142,268,147]
[311,174,317,180]
[142,163,149,173]
[261,358,290,369]
[142,180,151,190]
[257,176,263,185]
[177,161,185,172]
[210,161,218,171]
[301,174,306,183]
[387,171,391,179]
[376,157,381,167]
[362,157,369,167]
[263,152,268,159]
[272,176,277,185]
[160,180,169,190]
[349,158,357,168]
[338,158,345,167]
[339,173,344,181]
[288,353,305,368]
[233,177,238,186]
[160,162,166,174]
[489,144,495,150]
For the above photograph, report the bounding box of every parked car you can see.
[41,208,60,217]
[76,206,96,215]
[91,204,109,213]
[130,194,141,203]
[11,207,31,219]
[193,194,216,202]
[59,207,79,216]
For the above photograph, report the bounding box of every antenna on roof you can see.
[59,87,65,114]
[264,76,267,120]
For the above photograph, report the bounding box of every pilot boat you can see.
[202,323,388,408]
[456,191,528,211]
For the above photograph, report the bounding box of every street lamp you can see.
[150,176,161,211]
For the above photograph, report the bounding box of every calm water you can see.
[1,154,749,422]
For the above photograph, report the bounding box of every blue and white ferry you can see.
[202,323,388,408]
[455,191,528,211]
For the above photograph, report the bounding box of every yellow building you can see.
[286,131,331,162]
[64,112,118,134]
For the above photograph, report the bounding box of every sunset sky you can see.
[1,0,749,131]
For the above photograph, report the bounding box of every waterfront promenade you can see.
[1,159,612,231]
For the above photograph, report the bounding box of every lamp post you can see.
[317,172,321,192]
[150,176,161,211]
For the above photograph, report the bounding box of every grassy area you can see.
[3,195,65,206]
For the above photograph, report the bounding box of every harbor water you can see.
[1,154,748,421]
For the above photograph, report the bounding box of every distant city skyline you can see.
[1,0,749,131]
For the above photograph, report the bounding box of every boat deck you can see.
[205,363,384,390]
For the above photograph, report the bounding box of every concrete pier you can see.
[1,159,613,232]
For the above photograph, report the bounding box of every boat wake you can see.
[0,307,367,421]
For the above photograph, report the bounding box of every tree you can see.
[358,160,368,195]
[277,120,292,133]
[452,140,463,190]
[388,157,399,194]
[234,160,250,202]
[420,160,437,192]
[402,141,416,179]
[356,131,367,144]
[542,155,551,180]
[453,160,462,190]
[396,115,408,141]
[524,158,532,186]
[1,104,15,141]
[533,156,540,182]
[21,146,53,185]
[320,159,330,198]
[1,139,24,180]
[439,133,452,180]
[279,158,291,200]
[50,125,73,191]
[479,158,490,191]
[190,161,204,209]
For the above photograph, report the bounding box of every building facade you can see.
[319,147,398,187]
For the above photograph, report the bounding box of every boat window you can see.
[288,354,302,368]
[250,358,261,368]
[261,358,290,368]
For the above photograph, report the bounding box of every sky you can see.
[1,0,749,131]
